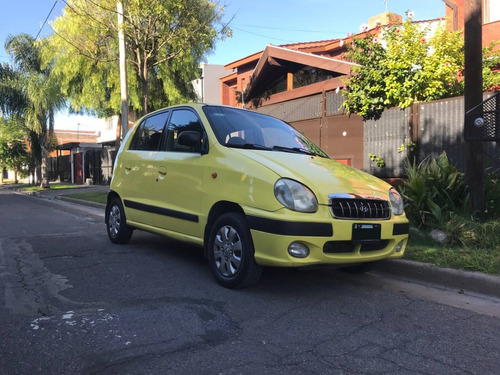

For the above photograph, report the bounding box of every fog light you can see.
[288,242,310,258]
[395,240,405,252]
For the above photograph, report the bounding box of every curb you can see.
[373,259,500,299]
[57,195,106,210]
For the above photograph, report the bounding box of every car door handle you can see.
[157,167,167,181]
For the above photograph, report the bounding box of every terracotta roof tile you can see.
[225,17,444,67]
[279,38,340,49]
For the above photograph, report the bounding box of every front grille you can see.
[323,241,355,253]
[329,197,390,220]
[323,240,389,254]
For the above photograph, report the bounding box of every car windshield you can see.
[203,106,328,158]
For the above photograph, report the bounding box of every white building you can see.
[192,63,227,104]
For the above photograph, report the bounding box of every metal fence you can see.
[47,155,71,182]
[84,148,115,185]
[364,107,411,178]
[256,91,500,178]
[47,148,116,185]
[418,97,466,170]
[255,94,323,122]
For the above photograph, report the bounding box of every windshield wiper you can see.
[272,145,321,156]
[226,142,272,150]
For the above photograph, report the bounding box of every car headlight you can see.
[389,188,404,215]
[274,178,318,213]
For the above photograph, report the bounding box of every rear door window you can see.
[129,111,169,151]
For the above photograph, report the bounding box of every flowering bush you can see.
[483,41,500,92]
[342,15,464,120]
[359,24,369,32]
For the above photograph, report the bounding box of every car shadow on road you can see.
[122,230,369,295]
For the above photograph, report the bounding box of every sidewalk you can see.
[8,182,500,299]
[37,184,108,209]
[5,183,108,202]
[1,182,108,208]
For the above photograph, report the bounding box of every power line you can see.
[231,26,295,43]
[237,23,349,36]
[232,24,350,45]
[35,0,59,40]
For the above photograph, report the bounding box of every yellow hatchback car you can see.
[106,104,409,288]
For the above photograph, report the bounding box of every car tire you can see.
[340,262,376,274]
[106,197,133,244]
[207,212,262,289]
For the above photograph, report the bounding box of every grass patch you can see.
[404,228,500,276]
[17,184,85,192]
[64,191,107,205]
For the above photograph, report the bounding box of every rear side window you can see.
[164,109,204,152]
[129,111,169,151]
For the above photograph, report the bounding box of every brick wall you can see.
[446,0,500,47]
[51,130,99,157]
[54,130,98,145]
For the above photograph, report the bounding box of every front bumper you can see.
[245,205,409,267]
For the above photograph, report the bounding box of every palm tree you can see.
[4,33,64,187]
[0,63,26,117]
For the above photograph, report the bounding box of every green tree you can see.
[44,0,231,116]
[342,16,464,121]
[5,33,64,187]
[0,116,29,184]
[0,58,29,184]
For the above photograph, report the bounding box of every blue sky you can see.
[1,0,447,66]
[1,0,446,129]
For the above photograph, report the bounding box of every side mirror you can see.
[177,131,207,154]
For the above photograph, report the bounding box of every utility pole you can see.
[464,0,485,220]
[117,1,129,141]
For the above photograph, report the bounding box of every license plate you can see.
[352,223,381,241]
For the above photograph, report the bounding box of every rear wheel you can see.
[207,212,262,289]
[106,197,133,244]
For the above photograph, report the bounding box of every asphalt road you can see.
[1,189,499,374]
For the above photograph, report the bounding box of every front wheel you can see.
[207,212,262,289]
[106,197,133,244]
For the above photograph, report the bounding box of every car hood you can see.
[233,149,392,205]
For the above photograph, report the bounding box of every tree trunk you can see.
[40,146,50,188]
[39,132,50,188]
[115,115,122,150]
[141,59,149,115]
[35,167,40,185]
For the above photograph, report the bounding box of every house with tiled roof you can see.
[219,4,499,175]
[221,1,500,109]
[219,11,443,110]
[219,12,443,170]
